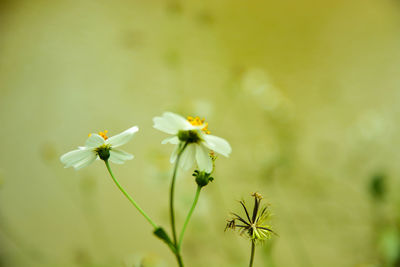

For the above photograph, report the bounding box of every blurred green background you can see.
[1,0,400,266]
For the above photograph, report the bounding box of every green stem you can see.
[178,185,201,250]
[249,240,255,267]
[170,143,188,244]
[170,142,188,267]
[175,253,184,267]
[104,160,157,229]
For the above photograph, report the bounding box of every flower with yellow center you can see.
[153,112,231,173]
[60,126,138,170]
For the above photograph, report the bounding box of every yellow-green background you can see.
[1,0,400,266]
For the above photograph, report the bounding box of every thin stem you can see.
[174,253,184,267]
[170,142,188,245]
[249,240,256,267]
[169,142,188,267]
[178,185,201,250]
[104,160,157,229]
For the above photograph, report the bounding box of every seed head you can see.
[225,192,275,242]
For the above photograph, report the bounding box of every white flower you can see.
[153,112,231,173]
[60,127,139,170]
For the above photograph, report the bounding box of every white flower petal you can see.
[196,145,213,173]
[170,145,179,163]
[60,148,94,168]
[85,134,105,148]
[180,144,196,170]
[153,117,179,135]
[164,112,193,130]
[73,153,97,170]
[106,126,139,148]
[202,134,232,157]
[162,136,180,145]
[109,149,134,164]
[153,112,193,134]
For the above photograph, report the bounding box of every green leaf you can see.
[153,227,176,253]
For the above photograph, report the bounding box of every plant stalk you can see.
[170,142,188,267]
[249,240,256,267]
[104,160,157,229]
[178,185,201,250]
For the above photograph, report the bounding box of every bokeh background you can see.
[1,0,400,266]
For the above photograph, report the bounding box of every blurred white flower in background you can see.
[242,68,288,111]
[60,127,138,170]
[123,252,167,267]
[193,99,214,118]
[357,111,390,141]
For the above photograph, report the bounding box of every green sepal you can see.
[153,227,176,253]
[193,170,214,187]
[177,130,201,143]
[96,145,111,161]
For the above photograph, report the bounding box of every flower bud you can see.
[193,170,214,187]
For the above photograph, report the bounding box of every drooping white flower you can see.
[153,112,231,173]
[60,127,139,170]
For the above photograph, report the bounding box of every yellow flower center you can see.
[88,130,109,140]
[187,116,210,134]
